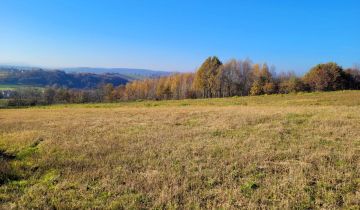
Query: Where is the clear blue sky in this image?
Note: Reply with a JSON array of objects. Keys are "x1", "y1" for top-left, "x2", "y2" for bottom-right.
[{"x1": 0, "y1": 0, "x2": 359, "y2": 74}]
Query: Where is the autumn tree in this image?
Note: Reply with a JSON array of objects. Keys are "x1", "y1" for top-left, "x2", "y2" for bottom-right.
[
  {"x1": 278, "y1": 72, "x2": 305, "y2": 93},
  {"x1": 180, "y1": 73, "x2": 196, "y2": 99},
  {"x1": 260, "y1": 63, "x2": 272, "y2": 83},
  {"x1": 344, "y1": 66, "x2": 360, "y2": 89},
  {"x1": 194, "y1": 56, "x2": 222, "y2": 98},
  {"x1": 170, "y1": 74, "x2": 181, "y2": 99},
  {"x1": 219, "y1": 59, "x2": 241, "y2": 97},
  {"x1": 260, "y1": 64, "x2": 276, "y2": 94},
  {"x1": 217, "y1": 59, "x2": 253, "y2": 97},
  {"x1": 250, "y1": 80, "x2": 262, "y2": 96},
  {"x1": 263, "y1": 82, "x2": 276, "y2": 94},
  {"x1": 156, "y1": 77, "x2": 175, "y2": 99},
  {"x1": 240, "y1": 59, "x2": 254, "y2": 95},
  {"x1": 303, "y1": 62, "x2": 346, "y2": 91},
  {"x1": 250, "y1": 63, "x2": 275, "y2": 95},
  {"x1": 44, "y1": 88, "x2": 56, "y2": 104},
  {"x1": 55, "y1": 88, "x2": 71, "y2": 103},
  {"x1": 103, "y1": 83, "x2": 116, "y2": 102}
]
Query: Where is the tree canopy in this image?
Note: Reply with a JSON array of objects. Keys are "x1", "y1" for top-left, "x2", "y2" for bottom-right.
[
  {"x1": 303, "y1": 62, "x2": 346, "y2": 91},
  {"x1": 194, "y1": 56, "x2": 222, "y2": 98}
]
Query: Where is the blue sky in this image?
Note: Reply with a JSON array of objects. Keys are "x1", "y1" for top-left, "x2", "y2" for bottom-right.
[{"x1": 0, "y1": 0, "x2": 359, "y2": 74}]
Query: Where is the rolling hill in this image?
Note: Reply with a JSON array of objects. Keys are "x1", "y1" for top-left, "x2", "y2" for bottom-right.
[
  {"x1": 0, "y1": 67, "x2": 128, "y2": 89},
  {"x1": 62, "y1": 67, "x2": 173, "y2": 80},
  {"x1": 0, "y1": 66, "x2": 172, "y2": 89}
]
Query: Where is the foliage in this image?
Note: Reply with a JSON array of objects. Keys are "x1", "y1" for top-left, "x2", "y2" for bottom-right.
[
  {"x1": 250, "y1": 80, "x2": 262, "y2": 96},
  {"x1": 117, "y1": 60, "x2": 360, "y2": 101},
  {"x1": 279, "y1": 76, "x2": 305, "y2": 93},
  {"x1": 194, "y1": 56, "x2": 223, "y2": 98},
  {"x1": 303, "y1": 62, "x2": 346, "y2": 91}
]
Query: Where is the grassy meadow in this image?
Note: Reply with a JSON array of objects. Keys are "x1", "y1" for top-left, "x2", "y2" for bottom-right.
[
  {"x1": 0, "y1": 91, "x2": 359, "y2": 209},
  {"x1": 0, "y1": 85, "x2": 45, "y2": 91},
  {"x1": 0, "y1": 85, "x2": 22, "y2": 90}
]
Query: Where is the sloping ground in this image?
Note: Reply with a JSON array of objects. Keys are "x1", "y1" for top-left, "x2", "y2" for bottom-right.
[
  {"x1": 0, "y1": 69, "x2": 129, "y2": 89},
  {"x1": 0, "y1": 91, "x2": 359, "y2": 209},
  {"x1": 62, "y1": 67, "x2": 172, "y2": 80}
]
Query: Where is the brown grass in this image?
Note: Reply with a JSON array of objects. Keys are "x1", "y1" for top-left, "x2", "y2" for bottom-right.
[{"x1": 0, "y1": 91, "x2": 359, "y2": 209}]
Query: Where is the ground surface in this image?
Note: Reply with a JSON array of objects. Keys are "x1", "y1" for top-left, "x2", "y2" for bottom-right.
[
  {"x1": 0, "y1": 85, "x2": 44, "y2": 91},
  {"x1": 0, "y1": 91, "x2": 359, "y2": 209},
  {"x1": 0, "y1": 85, "x2": 24, "y2": 90}
]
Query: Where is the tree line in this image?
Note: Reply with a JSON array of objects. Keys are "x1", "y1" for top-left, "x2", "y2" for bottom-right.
[
  {"x1": 114, "y1": 57, "x2": 360, "y2": 100},
  {"x1": 1, "y1": 56, "x2": 360, "y2": 107}
]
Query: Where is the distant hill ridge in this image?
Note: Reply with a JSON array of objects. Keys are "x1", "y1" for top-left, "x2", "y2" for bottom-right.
[
  {"x1": 62, "y1": 67, "x2": 173, "y2": 80},
  {"x1": 0, "y1": 66, "x2": 172, "y2": 89}
]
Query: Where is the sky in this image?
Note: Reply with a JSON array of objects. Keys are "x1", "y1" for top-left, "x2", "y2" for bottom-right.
[{"x1": 0, "y1": 0, "x2": 359, "y2": 74}]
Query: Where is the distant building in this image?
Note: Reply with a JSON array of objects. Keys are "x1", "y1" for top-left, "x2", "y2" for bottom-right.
[{"x1": 0, "y1": 90, "x2": 14, "y2": 98}]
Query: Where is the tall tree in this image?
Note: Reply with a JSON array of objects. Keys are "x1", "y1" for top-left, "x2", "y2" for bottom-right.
[
  {"x1": 44, "y1": 88, "x2": 56, "y2": 104},
  {"x1": 194, "y1": 56, "x2": 222, "y2": 98},
  {"x1": 103, "y1": 83, "x2": 115, "y2": 102},
  {"x1": 250, "y1": 80, "x2": 262, "y2": 96},
  {"x1": 219, "y1": 59, "x2": 246, "y2": 97},
  {"x1": 260, "y1": 63, "x2": 272, "y2": 83}
]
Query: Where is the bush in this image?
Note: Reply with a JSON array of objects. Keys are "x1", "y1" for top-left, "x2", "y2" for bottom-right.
[
  {"x1": 279, "y1": 77, "x2": 305, "y2": 93},
  {"x1": 263, "y1": 82, "x2": 276, "y2": 94}
]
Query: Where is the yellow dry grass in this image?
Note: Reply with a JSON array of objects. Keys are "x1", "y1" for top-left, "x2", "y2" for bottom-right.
[{"x1": 0, "y1": 91, "x2": 359, "y2": 209}]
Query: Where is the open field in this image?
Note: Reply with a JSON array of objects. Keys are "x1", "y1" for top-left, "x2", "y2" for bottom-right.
[
  {"x1": 0, "y1": 85, "x2": 42, "y2": 91},
  {"x1": 0, "y1": 85, "x2": 17, "y2": 91},
  {"x1": 0, "y1": 91, "x2": 359, "y2": 209}
]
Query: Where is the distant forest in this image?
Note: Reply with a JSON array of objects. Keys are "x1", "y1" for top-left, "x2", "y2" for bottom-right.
[
  {"x1": 1, "y1": 56, "x2": 360, "y2": 107},
  {"x1": 0, "y1": 68, "x2": 128, "y2": 89}
]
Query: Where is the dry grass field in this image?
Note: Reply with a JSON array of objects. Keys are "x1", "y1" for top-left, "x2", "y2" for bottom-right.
[{"x1": 0, "y1": 91, "x2": 360, "y2": 209}]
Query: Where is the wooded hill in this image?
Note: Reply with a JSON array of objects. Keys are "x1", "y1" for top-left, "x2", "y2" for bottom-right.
[{"x1": 0, "y1": 68, "x2": 129, "y2": 89}]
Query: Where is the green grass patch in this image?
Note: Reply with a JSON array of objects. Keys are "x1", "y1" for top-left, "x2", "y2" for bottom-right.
[
  {"x1": 240, "y1": 181, "x2": 259, "y2": 197},
  {"x1": 0, "y1": 85, "x2": 43, "y2": 90}
]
